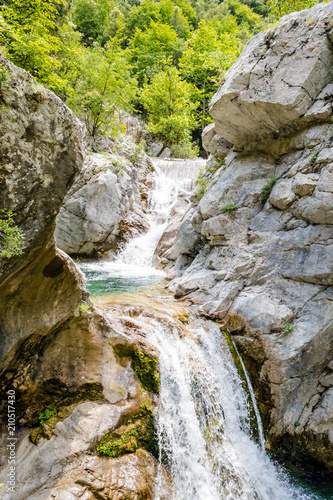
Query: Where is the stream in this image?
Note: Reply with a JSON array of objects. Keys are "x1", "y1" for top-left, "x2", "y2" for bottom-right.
[{"x1": 78, "y1": 158, "x2": 333, "y2": 500}]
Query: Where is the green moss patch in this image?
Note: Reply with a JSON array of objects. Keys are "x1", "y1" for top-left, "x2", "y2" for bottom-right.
[
  {"x1": 113, "y1": 344, "x2": 160, "y2": 394},
  {"x1": 97, "y1": 402, "x2": 158, "y2": 458}
]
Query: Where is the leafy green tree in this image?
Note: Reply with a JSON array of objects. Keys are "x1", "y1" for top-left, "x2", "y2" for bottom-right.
[
  {"x1": 126, "y1": 0, "x2": 197, "y2": 38},
  {"x1": 0, "y1": 0, "x2": 66, "y2": 89},
  {"x1": 180, "y1": 20, "x2": 240, "y2": 131},
  {"x1": 72, "y1": 0, "x2": 118, "y2": 45},
  {"x1": 228, "y1": 0, "x2": 263, "y2": 31},
  {"x1": 268, "y1": 0, "x2": 318, "y2": 18},
  {"x1": 141, "y1": 65, "x2": 198, "y2": 154},
  {"x1": 68, "y1": 35, "x2": 137, "y2": 135},
  {"x1": 126, "y1": 0, "x2": 162, "y2": 36},
  {"x1": 130, "y1": 21, "x2": 184, "y2": 84}
]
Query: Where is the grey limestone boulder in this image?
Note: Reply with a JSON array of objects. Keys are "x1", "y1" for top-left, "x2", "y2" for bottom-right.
[
  {"x1": 55, "y1": 143, "x2": 151, "y2": 256},
  {"x1": 210, "y1": 2, "x2": 333, "y2": 149}
]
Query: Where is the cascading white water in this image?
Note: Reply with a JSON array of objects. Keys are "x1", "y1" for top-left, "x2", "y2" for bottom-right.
[
  {"x1": 119, "y1": 158, "x2": 204, "y2": 266},
  {"x1": 146, "y1": 320, "x2": 314, "y2": 500},
  {"x1": 80, "y1": 157, "x2": 319, "y2": 499},
  {"x1": 79, "y1": 158, "x2": 205, "y2": 292}
]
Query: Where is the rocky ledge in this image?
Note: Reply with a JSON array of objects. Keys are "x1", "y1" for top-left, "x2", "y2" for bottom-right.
[{"x1": 161, "y1": 2, "x2": 333, "y2": 470}]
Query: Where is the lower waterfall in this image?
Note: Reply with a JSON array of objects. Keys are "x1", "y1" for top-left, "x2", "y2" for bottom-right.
[
  {"x1": 149, "y1": 319, "x2": 310, "y2": 500},
  {"x1": 79, "y1": 158, "x2": 323, "y2": 500}
]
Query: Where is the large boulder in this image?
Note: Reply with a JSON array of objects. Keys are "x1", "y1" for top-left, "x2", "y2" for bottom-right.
[
  {"x1": 0, "y1": 54, "x2": 87, "y2": 363},
  {"x1": 210, "y1": 2, "x2": 333, "y2": 149},
  {"x1": 55, "y1": 140, "x2": 152, "y2": 257},
  {"x1": 0, "y1": 57, "x2": 160, "y2": 499},
  {"x1": 166, "y1": 3, "x2": 333, "y2": 470}
]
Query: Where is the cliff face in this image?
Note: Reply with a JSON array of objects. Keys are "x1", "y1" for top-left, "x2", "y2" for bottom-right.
[
  {"x1": 0, "y1": 57, "x2": 160, "y2": 499},
  {"x1": 164, "y1": 2, "x2": 333, "y2": 468}
]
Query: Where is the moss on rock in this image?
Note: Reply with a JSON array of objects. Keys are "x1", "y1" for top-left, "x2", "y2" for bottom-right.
[
  {"x1": 97, "y1": 402, "x2": 158, "y2": 458},
  {"x1": 113, "y1": 343, "x2": 160, "y2": 394}
]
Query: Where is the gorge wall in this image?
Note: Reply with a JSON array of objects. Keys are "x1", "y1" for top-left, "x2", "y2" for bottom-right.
[
  {"x1": 158, "y1": 2, "x2": 333, "y2": 469},
  {"x1": 0, "y1": 56, "x2": 161, "y2": 499}
]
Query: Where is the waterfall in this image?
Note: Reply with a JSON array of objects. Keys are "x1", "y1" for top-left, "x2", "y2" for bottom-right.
[
  {"x1": 119, "y1": 158, "x2": 204, "y2": 266},
  {"x1": 79, "y1": 157, "x2": 318, "y2": 499},
  {"x1": 78, "y1": 158, "x2": 205, "y2": 294},
  {"x1": 146, "y1": 319, "x2": 313, "y2": 500}
]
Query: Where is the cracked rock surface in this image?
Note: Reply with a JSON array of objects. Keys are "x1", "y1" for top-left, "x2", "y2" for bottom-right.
[
  {"x1": 210, "y1": 3, "x2": 333, "y2": 149},
  {"x1": 160, "y1": 2, "x2": 333, "y2": 470}
]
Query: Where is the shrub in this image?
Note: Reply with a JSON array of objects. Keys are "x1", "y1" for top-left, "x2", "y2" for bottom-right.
[
  {"x1": 0, "y1": 209, "x2": 25, "y2": 258},
  {"x1": 260, "y1": 176, "x2": 276, "y2": 203},
  {"x1": 220, "y1": 199, "x2": 239, "y2": 213},
  {"x1": 170, "y1": 141, "x2": 199, "y2": 159}
]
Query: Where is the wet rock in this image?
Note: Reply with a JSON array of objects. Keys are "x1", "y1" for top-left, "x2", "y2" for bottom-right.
[{"x1": 34, "y1": 450, "x2": 169, "y2": 500}]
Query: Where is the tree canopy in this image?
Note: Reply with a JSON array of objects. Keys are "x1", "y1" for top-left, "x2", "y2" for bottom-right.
[{"x1": 0, "y1": 0, "x2": 323, "y2": 152}]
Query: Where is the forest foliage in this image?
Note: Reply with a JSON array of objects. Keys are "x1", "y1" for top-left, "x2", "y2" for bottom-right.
[{"x1": 0, "y1": 0, "x2": 321, "y2": 155}]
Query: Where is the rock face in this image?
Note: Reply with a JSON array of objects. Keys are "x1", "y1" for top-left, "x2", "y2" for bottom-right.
[
  {"x1": 163, "y1": 3, "x2": 333, "y2": 470},
  {"x1": 0, "y1": 58, "x2": 159, "y2": 499},
  {"x1": 55, "y1": 139, "x2": 152, "y2": 257},
  {"x1": 202, "y1": 122, "x2": 232, "y2": 159}
]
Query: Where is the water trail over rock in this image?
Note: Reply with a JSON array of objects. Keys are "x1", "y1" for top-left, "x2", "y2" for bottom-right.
[
  {"x1": 80, "y1": 157, "x2": 316, "y2": 499},
  {"x1": 147, "y1": 319, "x2": 313, "y2": 500}
]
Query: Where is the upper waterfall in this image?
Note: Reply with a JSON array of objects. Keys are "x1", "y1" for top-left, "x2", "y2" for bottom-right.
[{"x1": 78, "y1": 157, "x2": 206, "y2": 295}]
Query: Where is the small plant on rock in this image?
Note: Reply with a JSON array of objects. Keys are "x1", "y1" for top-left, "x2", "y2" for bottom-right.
[
  {"x1": 310, "y1": 152, "x2": 318, "y2": 165},
  {"x1": 93, "y1": 166, "x2": 108, "y2": 175},
  {"x1": 129, "y1": 148, "x2": 144, "y2": 165},
  {"x1": 294, "y1": 421, "x2": 301, "y2": 428},
  {"x1": 39, "y1": 403, "x2": 56, "y2": 427},
  {"x1": 220, "y1": 199, "x2": 239, "y2": 213},
  {"x1": 0, "y1": 64, "x2": 8, "y2": 85},
  {"x1": 281, "y1": 322, "x2": 297, "y2": 333},
  {"x1": 0, "y1": 209, "x2": 25, "y2": 258},
  {"x1": 194, "y1": 167, "x2": 212, "y2": 202},
  {"x1": 78, "y1": 302, "x2": 90, "y2": 314},
  {"x1": 114, "y1": 166, "x2": 124, "y2": 175},
  {"x1": 260, "y1": 176, "x2": 276, "y2": 203}
]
